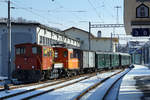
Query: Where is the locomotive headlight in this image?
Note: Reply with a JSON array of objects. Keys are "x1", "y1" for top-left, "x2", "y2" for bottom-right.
[
  {"x1": 17, "y1": 66, "x2": 20, "y2": 69},
  {"x1": 32, "y1": 66, "x2": 35, "y2": 69}
]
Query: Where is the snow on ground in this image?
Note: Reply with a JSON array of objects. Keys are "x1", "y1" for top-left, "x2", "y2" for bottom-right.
[
  {"x1": 29, "y1": 70, "x2": 122, "y2": 100},
  {"x1": 0, "y1": 80, "x2": 60, "y2": 98},
  {"x1": 2, "y1": 77, "x2": 87, "y2": 100},
  {"x1": 0, "y1": 76, "x2": 7, "y2": 86},
  {"x1": 0, "y1": 81, "x2": 4, "y2": 86},
  {"x1": 0, "y1": 76, "x2": 7, "y2": 80},
  {"x1": 80, "y1": 68, "x2": 130, "y2": 100},
  {"x1": 119, "y1": 65, "x2": 150, "y2": 100},
  {"x1": 0, "y1": 69, "x2": 123, "y2": 100},
  {"x1": 104, "y1": 77, "x2": 123, "y2": 100}
]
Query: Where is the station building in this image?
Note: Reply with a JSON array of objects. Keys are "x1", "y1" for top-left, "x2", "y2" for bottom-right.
[
  {"x1": 63, "y1": 27, "x2": 118, "y2": 52},
  {"x1": 0, "y1": 22, "x2": 80, "y2": 76},
  {"x1": 124, "y1": 0, "x2": 150, "y2": 36}
]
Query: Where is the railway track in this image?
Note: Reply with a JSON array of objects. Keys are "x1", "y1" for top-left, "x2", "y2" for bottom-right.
[
  {"x1": 0, "y1": 69, "x2": 125, "y2": 100},
  {"x1": 102, "y1": 69, "x2": 131, "y2": 100},
  {"x1": 0, "y1": 73, "x2": 97, "y2": 100},
  {"x1": 74, "y1": 68, "x2": 131, "y2": 100},
  {"x1": 0, "y1": 72, "x2": 97, "y2": 92},
  {"x1": 0, "y1": 69, "x2": 116, "y2": 92}
]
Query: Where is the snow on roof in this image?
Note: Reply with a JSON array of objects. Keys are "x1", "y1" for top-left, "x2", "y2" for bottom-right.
[{"x1": 63, "y1": 27, "x2": 95, "y2": 38}]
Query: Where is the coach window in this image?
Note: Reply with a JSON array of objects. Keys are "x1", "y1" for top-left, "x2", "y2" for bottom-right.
[{"x1": 64, "y1": 51, "x2": 68, "y2": 57}]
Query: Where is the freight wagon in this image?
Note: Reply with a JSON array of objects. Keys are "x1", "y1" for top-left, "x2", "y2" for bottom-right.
[
  {"x1": 96, "y1": 52, "x2": 131, "y2": 70},
  {"x1": 74, "y1": 49, "x2": 95, "y2": 73},
  {"x1": 119, "y1": 53, "x2": 131, "y2": 67}
]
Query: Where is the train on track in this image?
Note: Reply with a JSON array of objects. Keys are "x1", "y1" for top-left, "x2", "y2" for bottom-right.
[{"x1": 12, "y1": 43, "x2": 131, "y2": 82}]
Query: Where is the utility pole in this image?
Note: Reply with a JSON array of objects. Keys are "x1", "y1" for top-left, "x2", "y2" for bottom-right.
[
  {"x1": 7, "y1": 0, "x2": 11, "y2": 81},
  {"x1": 115, "y1": 6, "x2": 121, "y2": 24},
  {"x1": 118, "y1": 35, "x2": 120, "y2": 52},
  {"x1": 89, "y1": 22, "x2": 91, "y2": 50},
  {"x1": 110, "y1": 33, "x2": 113, "y2": 52},
  {"x1": 88, "y1": 22, "x2": 91, "y2": 69}
]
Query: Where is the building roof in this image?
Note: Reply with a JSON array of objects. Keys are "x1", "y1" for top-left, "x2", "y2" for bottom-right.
[
  {"x1": 0, "y1": 22, "x2": 79, "y2": 41},
  {"x1": 92, "y1": 37, "x2": 119, "y2": 43},
  {"x1": 0, "y1": 22, "x2": 62, "y2": 33},
  {"x1": 63, "y1": 27, "x2": 95, "y2": 38}
]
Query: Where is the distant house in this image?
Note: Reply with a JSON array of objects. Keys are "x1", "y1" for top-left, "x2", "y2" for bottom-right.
[
  {"x1": 0, "y1": 22, "x2": 80, "y2": 76},
  {"x1": 63, "y1": 27, "x2": 95, "y2": 50},
  {"x1": 63, "y1": 27, "x2": 118, "y2": 52},
  {"x1": 91, "y1": 37, "x2": 118, "y2": 52}
]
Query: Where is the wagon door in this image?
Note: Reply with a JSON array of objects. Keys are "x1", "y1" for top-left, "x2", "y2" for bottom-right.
[
  {"x1": 89, "y1": 51, "x2": 95, "y2": 68},
  {"x1": 83, "y1": 51, "x2": 89, "y2": 68}
]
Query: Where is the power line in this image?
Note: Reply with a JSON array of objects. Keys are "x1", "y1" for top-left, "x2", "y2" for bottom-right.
[
  {"x1": 87, "y1": 0, "x2": 103, "y2": 22},
  {"x1": 11, "y1": 1, "x2": 67, "y2": 27},
  {"x1": 51, "y1": 0, "x2": 84, "y2": 24}
]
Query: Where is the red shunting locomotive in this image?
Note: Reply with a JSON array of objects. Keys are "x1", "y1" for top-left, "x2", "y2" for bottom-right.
[
  {"x1": 13, "y1": 43, "x2": 54, "y2": 82},
  {"x1": 13, "y1": 43, "x2": 79, "y2": 82}
]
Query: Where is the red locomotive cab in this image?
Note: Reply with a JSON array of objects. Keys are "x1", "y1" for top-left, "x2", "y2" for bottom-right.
[
  {"x1": 15, "y1": 43, "x2": 42, "y2": 70},
  {"x1": 14, "y1": 43, "x2": 54, "y2": 82},
  {"x1": 15, "y1": 43, "x2": 54, "y2": 70}
]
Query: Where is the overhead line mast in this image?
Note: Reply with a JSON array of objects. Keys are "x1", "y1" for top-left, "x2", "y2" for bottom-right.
[
  {"x1": 115, "y1": 6, "x2": 121, "y2": 24},
  {"x1": 7, "y1": 0, "x2": 11, "y2": 81}
]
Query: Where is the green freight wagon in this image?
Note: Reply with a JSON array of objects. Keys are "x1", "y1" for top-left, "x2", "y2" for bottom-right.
[
  {"x1": 96, "y1": 52, "x2": 111, "y2": 70},
  {"x1": 111, "y1": 53, "x2": 120, "y2": 68},
  {"x1": 119, "y1": 53, "x2": 131, "y2": 67}
]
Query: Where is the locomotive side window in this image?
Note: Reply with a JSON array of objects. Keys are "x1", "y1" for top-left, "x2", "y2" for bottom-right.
[
  {"x1": 32, "y1": 46, "x2": 41, "y2": 54},
  {"x1": 20, "y1": 47, "x2": 25, "y2": 54},
  {"x1": 47, "y1": 50, "x2": 52, "y2": 56},
  {"x1": 32, "y1": 47, "x2": 37, "y2": 54},
  {"x1": 54, "y1": 50, "x2": 58, "y2": 58},
  {"x1": 64, "y1": 51, "x2": 68, "y2": 57},
  {"x1": 49, "y1": 51, "x2": 52, "y2": 56},
  {"x1": 16, "y1": 48, "x2": 20, "y2": 55},
  {"x1": 70, "y1": 53, "x2": 73, "y2": 58},
  {"x1": 16, "y1": 47, "x2": 25, "y2": 55},
  {"x1": 43, "y1": 48, "x2": 47, "y2": 56}
]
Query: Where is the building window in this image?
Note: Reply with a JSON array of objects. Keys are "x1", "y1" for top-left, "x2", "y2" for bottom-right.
[
  {"x1": 2, "y1": 29, "x2": 6, "y2": 32},
  {"x1": 43, "y1": 37, "x2": 45, "y2": 45},
  {"x1": 46, "y1": 38, "x2": 49, "y2": 45},
  {"x1": 40, "y1": 36, "x2": 42, "y2": 44},
  {"x1": 136, "y1": 4, "x2": 149, "y2": 18}
]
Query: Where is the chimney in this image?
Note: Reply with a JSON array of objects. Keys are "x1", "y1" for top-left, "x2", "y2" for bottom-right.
[{"x1": 97, "y1": 31, "x2": 101, "y2": 37}]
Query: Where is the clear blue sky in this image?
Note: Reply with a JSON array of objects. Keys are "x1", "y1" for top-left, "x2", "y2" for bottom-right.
[{"x1": 0, "y1": 0, "x2": 125, "y2": 37}]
